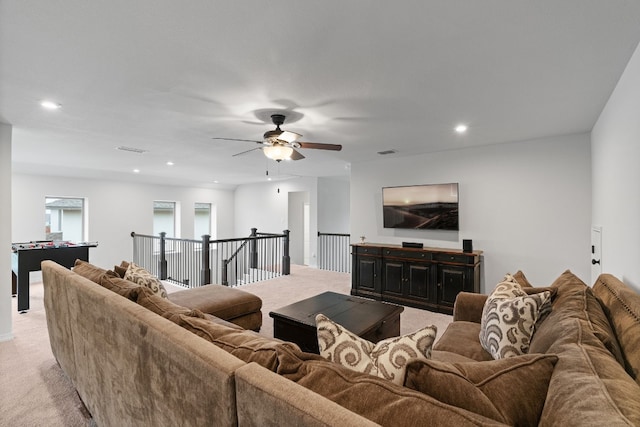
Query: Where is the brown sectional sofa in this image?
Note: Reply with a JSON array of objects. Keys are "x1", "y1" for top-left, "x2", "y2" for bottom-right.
[
  {"x1": 434, "y1": 271, "x2": 640, "y2": 426},
  {"x1": 42, "y1": 260, "x2": 640, "y2": 426}
]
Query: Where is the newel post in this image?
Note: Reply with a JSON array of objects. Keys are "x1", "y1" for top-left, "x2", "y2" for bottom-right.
[
  {"x1": 221, "y1": 260, "x2": 228, "y2": 286},
  {"x1": 159, "y1": 232, "x2": 168, "y2": 280},
  {"x1": 201, "y1": 234, "x2": 211, "y2": 286},
  {"x1": 249, "y1": 227, "x2": 258, "y2": 269},
  {"x1": 282, "y1": 229, "x2": 290, "y2": 275}
]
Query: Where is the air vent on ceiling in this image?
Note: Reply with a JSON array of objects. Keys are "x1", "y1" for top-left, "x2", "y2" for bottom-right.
[
  {"x1": 116, "y1": 146, "x2": 148, "y2": 154},
  {"x1": 377, "y1": 149, "x2": 397, "y2": 155}
]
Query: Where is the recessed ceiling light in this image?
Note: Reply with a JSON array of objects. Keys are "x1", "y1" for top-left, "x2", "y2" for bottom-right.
[
  {"x1": 133, "y1": 169, "x2": 140, "y2": 173},
  {"x1": 213, "y1": 180, "x2": 219, "y2": 184},
  {"x1": 166, "y1": 161, "x2": 174, "y2": 166},
  {"x1": 455, "y1": 124, "x2": 468, "y2": 134},
  {"x1": 40, "y1": 100, "x2": 61, "y2": 110}
]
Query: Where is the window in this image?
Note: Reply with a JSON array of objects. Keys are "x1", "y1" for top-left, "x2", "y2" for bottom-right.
[
  {"x1": 194, "y1": 203, "x2": 211, "y2": 238},
  {"x1": 45, "y1": 197, "x2": 86, "y2": 242},
  {"x1": 153, "y1": 201, "x2": 176, "y2": 237}
]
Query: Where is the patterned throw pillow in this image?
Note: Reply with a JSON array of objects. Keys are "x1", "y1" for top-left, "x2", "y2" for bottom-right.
[
  {"x1": 124, "y1": 262, "x2": 168, "y2": 299},
  {"x1": 479, "y1": 276, "x2": 551, "y2": 359},
  {"x1": 316, "y1": 313, "x2": 437, "y2": 385}
]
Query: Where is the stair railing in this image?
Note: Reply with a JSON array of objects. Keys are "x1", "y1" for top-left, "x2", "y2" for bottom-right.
[
  {"x1": 131, "y1": 229, "x2": 290, "y2": 288},
  {"x1": 317, "y1": 232, "x2": 351, "y2": 273}
]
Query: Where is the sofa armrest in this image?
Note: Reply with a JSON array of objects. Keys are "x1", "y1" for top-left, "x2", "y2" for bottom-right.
[
  {"x1": 453, "y1": 292, "x2": 487, "y2": 323},
  {"x1": 235, "y1": 363, "x2": 379, "y2": 427}
]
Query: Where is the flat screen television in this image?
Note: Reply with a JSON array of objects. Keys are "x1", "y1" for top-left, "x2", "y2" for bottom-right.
[{"x1": 382, "y1": 183, "x2": 459, "y2": 230}]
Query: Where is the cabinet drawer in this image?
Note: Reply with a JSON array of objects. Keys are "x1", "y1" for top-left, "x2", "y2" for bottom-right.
[
  {"x1": 355, "y1": 246, "x2": 382, "y2": 256},
  {"x1": 433, "y1": 253, "x2": 475, "y2": 264},
  {"x1": 383, "y1": 249, "x2": 432, "y2": 261}
]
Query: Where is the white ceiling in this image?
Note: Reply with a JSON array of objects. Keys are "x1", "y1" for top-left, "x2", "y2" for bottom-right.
[{"x1": 2, "y1": 1, "x2": 640, "y2": 189}]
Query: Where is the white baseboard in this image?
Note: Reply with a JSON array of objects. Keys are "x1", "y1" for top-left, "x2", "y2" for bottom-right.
[{"x1": 0, "y1": 332, "x2": 14, "y2": 342}]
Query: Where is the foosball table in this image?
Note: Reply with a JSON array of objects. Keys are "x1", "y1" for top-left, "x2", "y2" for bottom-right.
[{"x1": 11, "y1": 241, "x2": 98, "y2": 312}]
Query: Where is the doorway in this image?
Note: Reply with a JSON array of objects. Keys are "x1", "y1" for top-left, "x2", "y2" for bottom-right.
[
  {"x1": 288, "y1": 191, "x2": 310, "y2": 266},
  {"x1": 591, "y1": 226, "x2": 602, "y2": 285}
]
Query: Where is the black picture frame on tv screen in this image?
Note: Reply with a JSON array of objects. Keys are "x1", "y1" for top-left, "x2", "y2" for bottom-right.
[{"x1": 382, "y1": 183, "x2": 459, "y2": 230}]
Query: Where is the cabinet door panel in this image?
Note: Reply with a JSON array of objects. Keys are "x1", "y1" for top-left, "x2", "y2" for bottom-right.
[
  {"x1": 439, "y1": 266, "x2": 466, "y2": 308},
  {"x1": 357, "y1": 259, "x2": 378, "y2": 291},
  {"x1": 383, "y1": 262, "x2": 403, "y2": 294},
  {"x1": 408, "y1": 263, "x2": 432, "y2": 301}
]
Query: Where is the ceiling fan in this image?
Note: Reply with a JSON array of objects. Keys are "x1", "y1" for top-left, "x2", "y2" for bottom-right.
[{"x1": 212, "y1": 114, "x2": 342, "y2": 161}]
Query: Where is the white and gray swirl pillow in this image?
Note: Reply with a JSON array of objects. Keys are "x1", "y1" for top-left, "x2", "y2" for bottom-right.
[
  {"x1": 316, "y1": 313, "x2": 437, "y2": 385},
  {"x1": 124, "y1": 262, "x2": 168, "y2": 299},
  {"x1": 479, "y1": 276, "x2": 551, "y2": 359}
]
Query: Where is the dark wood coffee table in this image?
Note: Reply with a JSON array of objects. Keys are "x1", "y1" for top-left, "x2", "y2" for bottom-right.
[{"x1": 269, "y1": 291, "x2": 404, "y2": 353}]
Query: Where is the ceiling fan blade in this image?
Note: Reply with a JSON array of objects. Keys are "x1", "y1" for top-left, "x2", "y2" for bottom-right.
[
  {"x1": 297, "y1": 142, "x2": 342, "y2": 151},
  {"x1": 212, "y1": 137, "x2": 262, "y2": 144},
  {"x1": 232, "y1": 147, "x2": 262, "y2": 157},
  {"x1": 290, "y1": 149, "x2": 305, "y2": 161}
]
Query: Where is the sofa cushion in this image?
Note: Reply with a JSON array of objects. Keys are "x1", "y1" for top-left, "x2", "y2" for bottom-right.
[
  {"x1": 201, "y1": 313, "x2": 244, "y2": 330},
  {"x1": 479, "y1": 278, "x2": 551, "y2": 359},
  {"x1": 539, "y1": 318, "x2": 640, "y2": 426},
  {"x1": 452, "y1": 292, "x2": 488, "y2": 323},
  {"x1": 431, "y1": 350, "x2": 479, "y2": 364},
  {"x1": 178, "y1": 315, "x2": 299, "y2": 371},
  {"x1": 72, "y1": 259, "x2": 107, "y2": 284},
  {"x1": 316, "y1": 314, "x2": 436, "y2": 385},
  {"x1": 529, "y1": 270, "x2": 624, "y2": 366},
  {"x1": 99, "y1": 271, "x2": 146, "y2": 301},
  {"x1": 168, "y1": 284, "x2": 262, "y2": 320},
  {"x1": 124, "y1": 262, "x2": 168, "y2": 299},
  {"x1": 592, "y1": 274, "x2": 640, "y2": 385},
  {"x1": 403, "y1": 354, "x2": 558, "y2": 426},
  {"x1": 275, "y1": 346, "x2": 506, "y2": 426},
  {"x1": 137, "y1": 288, "x2": 205, "y2": 323},
  {"x1": 113, "y1": 264, "x2": 128, "y2": 278},
  {"x1": 523, "y1": 271, "x2": 640, "y2": 425},
  {"x1": 513, "y1": 270, "x2": 533, "y2": 287},
  {"x1": 434, "y1": 321, "x2": 493, "y2": 361}
]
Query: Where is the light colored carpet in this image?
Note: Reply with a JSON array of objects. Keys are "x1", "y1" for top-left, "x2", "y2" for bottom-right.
[{"x1": 1, "y1": 265, "x2": 452, "y2": 426}]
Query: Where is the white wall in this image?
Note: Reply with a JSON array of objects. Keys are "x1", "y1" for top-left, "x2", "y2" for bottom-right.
[
  {"x1": 12, "y1": 174, "x2": 235, "y2": 271},
  {"x1": 234, "y1": 177, "x2": 319, "y2": 267},
  {"x1": 1, "y1": 123, "x2": 13, "y2": 341},
  {"x1": 318, "y1": 176, "x2": 350, "y2": 234},
  {"x1": 592, "y1": 41, "x2": 640, "y2": 292},
  {"x1": 351, "y1": 133, "x2": 592, "y2": 293}
]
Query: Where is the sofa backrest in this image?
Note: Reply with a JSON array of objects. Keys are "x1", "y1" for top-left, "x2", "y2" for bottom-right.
[
  {"x1": 592, "y1": 273, "x2": 640, "y2": 386},
  {"x1": 42, "y1": 260, "x2": 245, "y2": 427},
  {"x1": 529, "y1": 270, "x2": 640, "y2": 426},
  {"x1": 42, "y1": 260, "x2": 80, "y2": 384}
]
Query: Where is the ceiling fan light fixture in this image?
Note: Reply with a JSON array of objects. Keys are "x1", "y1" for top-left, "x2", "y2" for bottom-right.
[
  {"x1": 264, "y1": 130, "x2": 282, "y2": 140},
  {"x1": 278, "y1": 130, "x2": 301, "y2": 143},
  {"x1": 263, "y1": 145, "x2": 293, "y2": 161}
]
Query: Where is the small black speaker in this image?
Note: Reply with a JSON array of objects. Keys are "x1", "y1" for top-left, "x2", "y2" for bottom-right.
[
  {"x1": 463, "y1": 239, "x2": 473, "y2": 253},
  {"x1": 402, "y1": 242, "x2": 423, "y2": 249}
]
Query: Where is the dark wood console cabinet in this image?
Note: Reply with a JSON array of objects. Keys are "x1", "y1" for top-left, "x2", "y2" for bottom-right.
[{"x1": 351, "y1": 243, "x2": 482, "y2": 315}]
